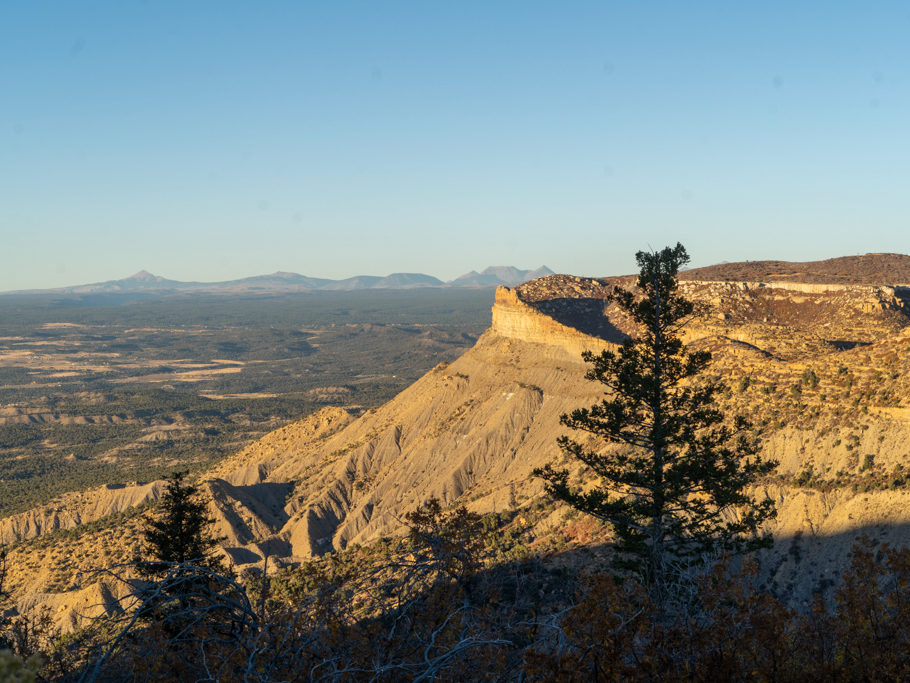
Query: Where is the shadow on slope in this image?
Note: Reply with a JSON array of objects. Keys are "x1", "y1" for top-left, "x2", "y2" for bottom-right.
[
  {"x1": 95, "y1": 519, "x2": 910, "y2": 680},
  {"x1": 527, "y1": 297, "x2": 627, "y2": 343}
]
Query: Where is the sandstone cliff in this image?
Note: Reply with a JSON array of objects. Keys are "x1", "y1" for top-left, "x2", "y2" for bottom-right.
[{"x1": 490, "y1": 285, "x2": 620, "y2": 356}]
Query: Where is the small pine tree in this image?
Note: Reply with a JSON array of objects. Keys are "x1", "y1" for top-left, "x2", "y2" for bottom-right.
[
  {"x1": 0, "y1": 546, "x2": 8, "y2": 600},
  {"x1": 535, "y1": 243, "x2": 777, "y2": 606},
  {"x1": 142, "y1": 470, "x2": 223, "y2": 575}
]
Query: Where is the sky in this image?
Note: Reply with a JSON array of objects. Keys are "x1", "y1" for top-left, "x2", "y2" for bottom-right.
[{"x1": 2, "y1": 1, "x2": 909, "y2": 291}]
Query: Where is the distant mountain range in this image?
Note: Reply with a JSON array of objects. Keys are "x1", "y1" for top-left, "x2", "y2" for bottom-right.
[
  {"x1": 449, "y1": 266, "x2": 554, "y2": 288},
  {"x1": 5, "y1": 266, "x2": 555, "y2": 296}
]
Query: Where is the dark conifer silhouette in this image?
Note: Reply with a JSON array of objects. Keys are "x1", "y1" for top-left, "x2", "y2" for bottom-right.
[
  {"x1": 141, "y1": 470, "x2": 223, "y2": 575},
  {"x1": 535, "y1": 243, "x2": 777, "y2": 605}
]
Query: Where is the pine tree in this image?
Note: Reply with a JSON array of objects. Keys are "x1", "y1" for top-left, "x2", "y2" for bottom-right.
[
  {"x1": 130, "y1": 472, "x2": 240, "y2": 652},
  {"x1": 535, "y1": 244, "x2": 776, "y2": 606},
  {"x1": 142, "y1": 470, "x2": 223, "y2": 575}
]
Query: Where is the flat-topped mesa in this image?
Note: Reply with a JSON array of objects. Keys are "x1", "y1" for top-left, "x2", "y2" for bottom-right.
[
  {"x1": 679, "y1": 252, "x2": 910, "y2": 285},
  {"x1": 491, "y1": 283, "x2": 624, "y2": 356},
  {"x1": 680, "y1": 280, "x2": 910, "y2": 314},
  {"x1": 490, "y1": 272, "x2": 909, "y2": 361}
]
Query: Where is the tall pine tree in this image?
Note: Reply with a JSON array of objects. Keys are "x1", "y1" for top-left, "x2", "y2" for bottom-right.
[
  {"x1": 535, "y1": 244, "x2": 776, "y2": 606},
  {"x1": 142, "y1": 470, "x2": 223, "y2": 575}
]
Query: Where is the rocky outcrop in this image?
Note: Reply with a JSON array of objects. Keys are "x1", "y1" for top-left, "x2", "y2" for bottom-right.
[
  {"x1": 490, "y1": 286, "x2": 620, "y2": 357},
  {"x1": 681, "y1": 280, "x2": 910, "y2": 314}
]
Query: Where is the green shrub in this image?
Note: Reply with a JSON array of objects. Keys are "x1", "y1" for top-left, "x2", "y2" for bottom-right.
[{"x1": 794, "y1": 465, "x2": 814, "y2": 487}]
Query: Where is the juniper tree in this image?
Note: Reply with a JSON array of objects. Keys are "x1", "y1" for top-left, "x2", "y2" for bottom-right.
[{"x1": 535, "y1": 243, "x2": 776, "y2": 606}]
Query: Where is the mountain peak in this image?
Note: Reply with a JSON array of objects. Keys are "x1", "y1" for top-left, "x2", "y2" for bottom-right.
[
  {"x1": 481, "y1": 266, "x2": 523, "y2": 279},
  {"x1": 526, "y1": 265, "x2": 555, "y2": 279},
  {"x1": 126, "y1": 270, "x2": 158, "y2": 281},
  {"x1": 451, "y1": 266, "x2": 555, "y2": 288}
]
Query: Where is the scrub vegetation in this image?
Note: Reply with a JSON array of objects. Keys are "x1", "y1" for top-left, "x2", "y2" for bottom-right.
[{"x1": 0, "y1": 289, "x2": 491, "y2": 514}]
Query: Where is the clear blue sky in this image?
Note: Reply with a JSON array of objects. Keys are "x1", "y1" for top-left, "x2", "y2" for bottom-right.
[{"x1": 2, "y1": 2, "x2": 908, "y2": 290}]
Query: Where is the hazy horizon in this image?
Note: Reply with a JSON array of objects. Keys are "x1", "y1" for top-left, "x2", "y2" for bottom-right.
[{"x1": 3, "y1": 263, "x2": 562, "y2": 293}]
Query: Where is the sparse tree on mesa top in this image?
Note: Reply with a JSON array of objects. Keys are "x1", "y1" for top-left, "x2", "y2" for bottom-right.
[{"x1": 535, "y1": 243, "x2": 777, "y2": 608}]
